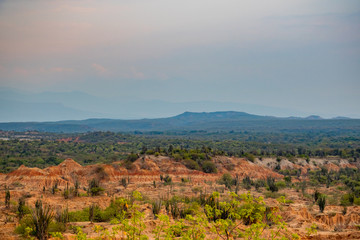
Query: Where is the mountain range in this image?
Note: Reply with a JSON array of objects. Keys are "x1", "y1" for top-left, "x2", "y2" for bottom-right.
[{"x1": 0, "y1": 111, "x2": 358, "y2": 133}]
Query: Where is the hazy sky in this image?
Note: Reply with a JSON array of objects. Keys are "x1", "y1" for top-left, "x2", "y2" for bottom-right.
[{"x1": 0, "y1": 0, "x2": 359, "y2": 117}]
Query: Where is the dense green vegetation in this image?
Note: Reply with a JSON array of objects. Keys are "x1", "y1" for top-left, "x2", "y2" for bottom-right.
[{"x1": 1, "y1": 130, "x2": 359, "y2": 173}]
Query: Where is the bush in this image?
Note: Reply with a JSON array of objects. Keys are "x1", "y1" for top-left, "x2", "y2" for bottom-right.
[
  {"x1": 48, "y1": 222, "x2": 66, "y2": 234},
  {"x1": 152, "y1": 200, "x2": 162, "y2": 217},
  {"x1": 5, "y1": 189, "x2": 10, "y2": 208},
  {"x1": 317, "y1": 195, "x2": 326, "y2": 213},
  {"x1": 17, "y1": 197, "x2": 30, "y2": 220},
  {"x1": 88, "y1": 179, "x2": 104, "y2": 196},
  {"x1": 266, "y1": 177, "x2": 278, "y2": 192},
  {"x1": 245, "y1": 153, "x2": 255, "y2": 162},
  {"x1": 31, "y1": 200, "x2": 54, "y2": 240},
  {"x1": 15, "y1": 216, "x2": 33, "y2": 236},
  {"x1": 183, "y1": 159, "x2": 200, "y2": 170},
  {"x1": 127, "y1": 153, "x2": 138, "y2": 162},
  {"x1": 275, "y1": 181, "x2": 286, "y2": 189},
  {"x1": 218, "y1": 173, "x2": 234, "y2": 190},
  {"x1": 202, "y1": 161, "x2": 217, "y2": 173},
  {"x1": 68, "y1": 209, "x2": 89, "y2": 222},
  {"x1": 314, "y1": 190, "x2": 321, "y2": 203},
  {"x1": 264, "y1": 191, "x2": 285, "y2": 199},
  {"x1": 340, "y1": 193, "x2": 354, "y2": 206},
  {"x1": 163, "y1": 175, "x2": 172, "y2": 185}
]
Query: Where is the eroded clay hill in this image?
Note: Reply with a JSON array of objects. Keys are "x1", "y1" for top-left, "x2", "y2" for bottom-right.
[
  {"x1": 0, "y1": 156, "x2": 284, "y2": 190},
  {"x1": 0, "y1": 156, "x2": 357, "y2": 191}
]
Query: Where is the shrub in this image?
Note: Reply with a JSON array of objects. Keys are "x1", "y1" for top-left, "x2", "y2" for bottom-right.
[
  {"x1": 340, "y1": 193, "x2": 354, "y2": 206},
  {"x1": 183, "y1": 159, "x2": 200, "y2": 170},
  {"x1": 163, "y1": 175, "x2": 172, "y2": 185},
  {"x1": 74, "y1": 180, "x2": 80, "y2": 197},
  {"x1": 121, "y1": 178, "x2": 128, "y2": 188},
  {"x1": 275, "y1": 181, "x2": 286, "y2": 189},
  {"x1": 264, "y1": 191, "x2": 285, "y2": 199},
  {"x1": 88, "y1": 179, "x2": 104, "y2": 196},
  {"x1": 152, "y1": 200, "x2": 162, "y2": 217},
  {"x1": 245, "y1": 153, "x2": 255, "y2": 162},
  {"x1": 317, "y1": 195, "x2": 326, "y2": 213},
  {"x1": 31, "y1": 200, "x2": 54, "y2": 240},
  {"x1": 242, "y1": 176, "x2": 252, "y2": 190},
  {"x1": 314, "y1": 190, "x2": 321, "y2": 203},
  {"x1": 266, "y1": 177, "x2": 278, "y2": 192},
  {"x1": 5, "y1": 189, "x2": 10, "y2": 208},
  {"x1": 14, "y1": 216, "x2": 33, "y2": 236},
  {"x1": 68, "y1": 209, "x2": 89, "y2": 222},
  {"x1": 127, "y1": 153, "x2": 138, "y2": 162},
  {"x1": 17, "y1": 197, "x2": 30, "y2": 220},
  {"x1": 48, "y1": 222, "x2": 66, "y2": 234},
  {"x1": 218, "y1": 173, "x2": 234, "y2": 190},
  {"x1": 202, "y1": 161, "x2": 217, "y2": 173}
]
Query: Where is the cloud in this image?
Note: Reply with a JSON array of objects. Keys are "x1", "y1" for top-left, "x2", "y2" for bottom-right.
[
  {"x1": 130, "y1": 67, "x2": 145, "y2": 80},
  {"x1": 92, "y1": 63, "x2": 109, "y2": 75},
  {"x1": 50, "y1": 67, "x2": 74, "y2": 73}
]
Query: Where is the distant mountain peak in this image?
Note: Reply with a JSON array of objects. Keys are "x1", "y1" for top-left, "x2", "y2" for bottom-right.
[
  {"x1": 305, "y1": 115, "x2": 323, "y2": 120},
  {"x1": 332, "y1": 116, "x2": 351, "y2": 120},
  {"x1": 172, "y1": 111, "x2": 269, "y2": 122}
]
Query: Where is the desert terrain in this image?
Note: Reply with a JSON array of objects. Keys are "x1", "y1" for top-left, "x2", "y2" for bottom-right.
[{"x1": 1, "y1": 155, "x2": 360, "y2": 239}]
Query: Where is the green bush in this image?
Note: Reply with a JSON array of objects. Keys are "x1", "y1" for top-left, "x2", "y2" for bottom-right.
[
  {"x1": 48, "y1": 222, "x2": 66, "y2": 233},
  {"x1": 15, "y1": 216, "x2": 33, "y2": 236},
  {"x1": 264, "y1": 191, "x2": 285, "y2": 199},
  {"x1": 266, "y1": 177, "x2": 279, "y2": 192},
  {"x1": 354, "y1": 197, "x2": 360, "y2": 206},
  {"x1": 127, "y1": 153, "x2": 139, "y2": 162},
  {"x1": 183, "y1": 159, "x2": 200, "y2": 170},
  {"x1": 340, "y1": 193, "x2": 354, "y2": 206},
  {"x1": 68, "y1": 209, "x2": 89, "y2": 222},
  {"x1": 88, "y1": 179, "x2": 104, "y2": 196},
  {"x1": 275, "y1": 181, "x2": 286, "y2": 189},
  {"x1": 317, "y1": 195, "x2": 326, "y2": 213},
  {"x1": 218, "y1": 173, "x2": 234, "y2": 189},
  {"x1": 202, "y1": 161, "x2": 217, "y2": 173}
]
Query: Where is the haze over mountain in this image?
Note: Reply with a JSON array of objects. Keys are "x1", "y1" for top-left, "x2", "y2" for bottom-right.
[{"x1": 0, "y1": 89, "x2": 314, "y2": 122}]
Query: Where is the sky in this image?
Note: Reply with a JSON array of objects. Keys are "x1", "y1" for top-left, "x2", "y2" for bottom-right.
[{"x1": 0, "y1": 0, "x2": 360, "y2": 119}]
